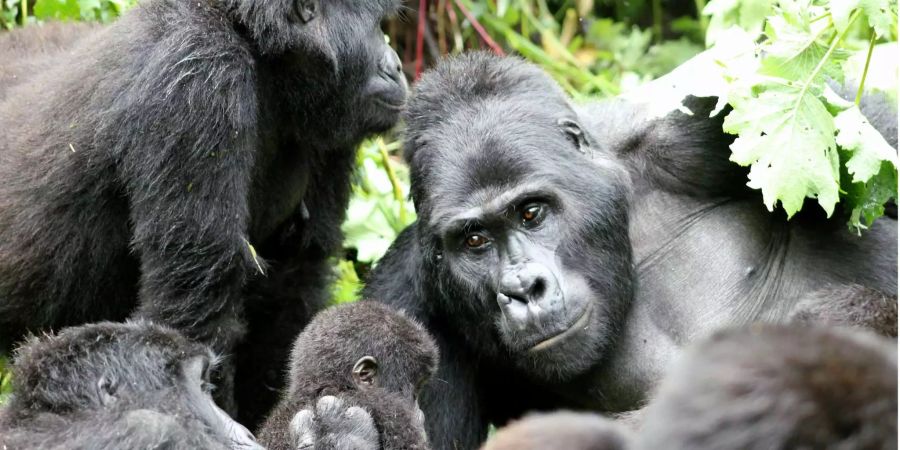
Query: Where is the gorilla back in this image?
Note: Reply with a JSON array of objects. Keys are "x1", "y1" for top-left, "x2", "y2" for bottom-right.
[
  {"x1": 363, "y1": 53, "x2": 897, "y2": 448},
  {"x1": 0, "y1": 0, "x2": 406, "y2": 418}
]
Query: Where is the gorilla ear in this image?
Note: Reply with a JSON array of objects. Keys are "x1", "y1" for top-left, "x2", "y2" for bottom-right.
[
  {"x1": 352, "y1": 356, "x2": 378, "y2": 387},
  {"x1": 295, "y1": 0, "x2": 318, "y2": 23},
  {"x1": 557, "y1": 118, "x2": 593, "y2": 156},
  {"x1": 97, "y1": 375, "x2": 118, "y2": 406}
]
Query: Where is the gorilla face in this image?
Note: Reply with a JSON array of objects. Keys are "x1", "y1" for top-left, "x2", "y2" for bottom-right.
[
  {"x1": 289, "y1": 0, "x2": 408, "y2": 134},
  {"x1": 411, "y1": 98, "x2": 634, "y2": 381}
]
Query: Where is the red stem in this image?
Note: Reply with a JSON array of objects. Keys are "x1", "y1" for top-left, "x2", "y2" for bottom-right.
[
  {"x1": 452, "y1": 0, "x2": 505, "y2": 56},
  {"x1": 415, "y1": 0, "x2": 426, "y2": 80}
]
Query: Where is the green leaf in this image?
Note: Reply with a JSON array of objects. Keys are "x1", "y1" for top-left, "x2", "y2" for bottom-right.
[
  {"x1": 760, "y1": 15, "x2": 846, "y2": 85},
  {"x1": 33, "y1": 0, "x2": 81, "y2": 20},
  {"x1": 724, "y1": 84, "x2": 841, "y2": 217},
  {"x1": 843, "y1": 161, "x2": 898, "y2": 231},
  {"x1": 830, "y1": 0, "x2": 897, "y2": 37},
  {"x1": 330, "y1": 259, "x2": 361, "y2": 305},
  {"x1": 834, "y1": 105, "x2": 899, "y2": 183}
]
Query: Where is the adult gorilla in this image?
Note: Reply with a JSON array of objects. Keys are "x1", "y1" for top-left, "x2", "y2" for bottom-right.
[
  {"x1": 0, "y1": 0, "x2": 406, "y2": 423},
  {"x1": 363, "y1": 53, "x2": 898, "y2": 448}
]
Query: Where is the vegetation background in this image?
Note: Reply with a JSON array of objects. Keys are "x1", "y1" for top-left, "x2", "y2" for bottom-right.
[{"x1": 0, "y1": 0, "x2": 896, "y2": 401}]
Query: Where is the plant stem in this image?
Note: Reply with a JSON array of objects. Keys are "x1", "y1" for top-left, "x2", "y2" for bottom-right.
[
  {"x1": 20, "y1": 0, "x2": 26, "y2": 25},
  {"x1": 378, "y1": 139, "x2": 407, "y2": 223},
  {"x1": 415, "y1": 0, "x2": 426, "y2": 79},
  {"x1": 793, "y1": 12, "x2": 858, "y2": 116},
  {"x1": 855, "y1": 31, "x2": 877, "y2": 106},
  {"x1": 455, "y1": 0, "x2": 505, "y2": 55}
]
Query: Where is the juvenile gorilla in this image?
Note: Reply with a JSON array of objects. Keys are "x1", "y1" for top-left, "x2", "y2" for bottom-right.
[
  {"x1": 639, "y1": 324, "x2": 898, "y2": 449},
  {"x1": 481, "y1": 325, "x2": 897, "y2": 450},
  {"x1": 0, "y1": 0, "x2": 407, "y2": 420},
  {"x1": 0, "y1": 321, "x2": 261, "y2": 449},
  {"x1": 363, "y1": 53, "x2": 898, "y2": 448},
  {"x1": 258, "y1": 301, "x2": 438, "y2": 450}
]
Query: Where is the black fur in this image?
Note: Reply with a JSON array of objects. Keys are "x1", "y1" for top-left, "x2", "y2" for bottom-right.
[
  {"x1": 0, "y1": 321, "x2": 260, "y2": 449},
  {"x1": 789, "y1": 284, "x2": 898, "y2": 337},
  {"x1": 0, "y1": 22, "x2": 96, "y2": 99},
  {"x1": 0, "y1": 0, "x2": 406, "y2": 421},
  {"x1": 257, "y1": 301, "x2": 438, "y2": 450},
  {"x1": 639, "y1": 324, "x2": 898, "y2": 449},
  {"x1": 363, "y1": 53, "x2": 898, "y2": 449}
]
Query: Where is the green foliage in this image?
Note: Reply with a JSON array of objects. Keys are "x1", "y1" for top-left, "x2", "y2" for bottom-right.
[
  {"x1": 458, "y1": 0, "x2": 704, "y2": 97},
  {"x1": 631, "y1": 0, "x2": 897, "y2": 232},
  {"x1": 33, "y1": 0, "x2": 136, "y2": 23},
  {"x1": 0, "y1": 356, "x2": 10, "y2": 404},
  {"x1": 342, "y1": 139, "x2": 415, "y2": 265},
  {"x1": 331, "y1": 138, "x2": 416, "y2": 304},
  {"x1": 718, "y1": 0, "x2": 897, "y2": 231}
]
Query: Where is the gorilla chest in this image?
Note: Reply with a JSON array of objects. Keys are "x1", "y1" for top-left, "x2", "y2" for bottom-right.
[
  {"x1": 247, "y1": 143, "x2": 312, "y2": 244},
  {"x1": 628, "y1": 191, "x2": 806, "y2": 339}
]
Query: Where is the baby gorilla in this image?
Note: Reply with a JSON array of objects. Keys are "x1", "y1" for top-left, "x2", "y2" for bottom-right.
[
  {"x1": 258, "y1": 301, "x2": 438, "y2": 450},
  {"x1": 482, "y1": 324, "x2": 897, "y2": 450},
  {"x1": 0, "y1": 321, "x2": 260, "y2": 449}
]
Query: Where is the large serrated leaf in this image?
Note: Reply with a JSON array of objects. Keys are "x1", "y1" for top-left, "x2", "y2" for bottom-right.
[{"x1": 724, "y1": 84, "x2": 840, "y2": 217}]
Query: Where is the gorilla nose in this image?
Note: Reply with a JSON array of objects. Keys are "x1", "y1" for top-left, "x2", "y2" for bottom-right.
[
  {"x1": 498, "y1": 267, "x2": 548, "y2": 304},
  {"x1": 381, "y1": 48, "x2": 404, "y2": 83},
  {"x1": 497, "y1": 264, "x2": 562, "y2": 327}
]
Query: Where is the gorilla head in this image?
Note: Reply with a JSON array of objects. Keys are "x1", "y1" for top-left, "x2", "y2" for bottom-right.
[
  {"x1": 403, "y1": 53, "x2": 633, "y2": 381},
  {"x1": 223, "y1": 0, "x2": 407, "y2": 137},
  {"x1": 257, "y1": 301, "x2": 438, "y2": 450},
  {"x1": 1, "y1": 321, "x2": 259, "y2": 449}
]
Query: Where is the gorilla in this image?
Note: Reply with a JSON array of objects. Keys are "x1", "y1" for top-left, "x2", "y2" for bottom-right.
[
  {"x1": 0, "y1": 0, "x2": 407, "y2": 421},
  {"x1": 258, "y1": 301, "x2": 438, "y2": 450},
  {"x1": 480, "y1": 325, "x2": 897, "y2": 450},
  {"x1": 0, "y1": 321, "x2": 380, "y2": 449},
  {"x1": 789, "y1": 284, "x2": 898, "y2": 337},
  {"x1": 362, "y1": 53, "x2": 898, "y2": 448},
  {"x1": 481, "y1": 412, "x2": 633, "y2": 450},
  {"x1": 639, "y1": 324, "x2": 898, "y2": 449},
  {"x1": 0, "y1": 22, "x2": 96, "y2": 99}
]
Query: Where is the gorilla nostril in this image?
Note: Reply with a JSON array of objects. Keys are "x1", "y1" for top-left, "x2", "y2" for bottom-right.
[{"x1": 530, "y1": 278, "x2": 546, "y2": 300}]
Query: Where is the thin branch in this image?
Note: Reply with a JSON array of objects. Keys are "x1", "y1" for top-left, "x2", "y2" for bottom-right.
[
  {"x1": 855, "y1": 31, "x2": 877, "y2": 106},
  {"x1": 453, "y1": 0, "x2": 505, "y2": 55}
]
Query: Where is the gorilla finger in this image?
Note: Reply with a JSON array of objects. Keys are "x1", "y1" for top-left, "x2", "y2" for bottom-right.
[
  {"x1": 315, "y1": 395, "x2": 346, "y2": 420},
  {"x1": 289, "y1": 410, "x2": 316, "y2": 449},
  {"x1": 325, "y1": 434, "x2": 380, "y2": 450},
  {"x1": 341, "y1": 406, "x2": 378, "y2": 441}
]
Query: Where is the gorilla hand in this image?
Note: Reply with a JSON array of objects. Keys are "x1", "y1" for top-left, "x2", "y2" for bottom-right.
[{"x1": 291, "y1": 396, "x2": 380, "y2": 450}]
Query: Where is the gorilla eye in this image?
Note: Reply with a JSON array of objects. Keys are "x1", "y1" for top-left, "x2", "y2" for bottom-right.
[
  {"x1": 465, "y1": 234, "x2": 488, "y2": 249},
  {"x1": 521, "y1": 204, "x2": 544, "y2": 225}
]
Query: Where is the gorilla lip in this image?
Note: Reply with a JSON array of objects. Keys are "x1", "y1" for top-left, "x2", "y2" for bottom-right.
[
  {"x1": 374, "y1": 98, "x2": 407, "y2": 111},
  {"x1": 528, "y1": 304, "x2": 593, "y2": 353}
]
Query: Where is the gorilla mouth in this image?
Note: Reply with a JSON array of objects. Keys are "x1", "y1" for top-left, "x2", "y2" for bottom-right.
[
  {"x1": 528, "y1": 303, "x2": 593, "y2": 353},
  {"x1": 374, "y1": 98, "x2": 406, "y2": 111}
]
